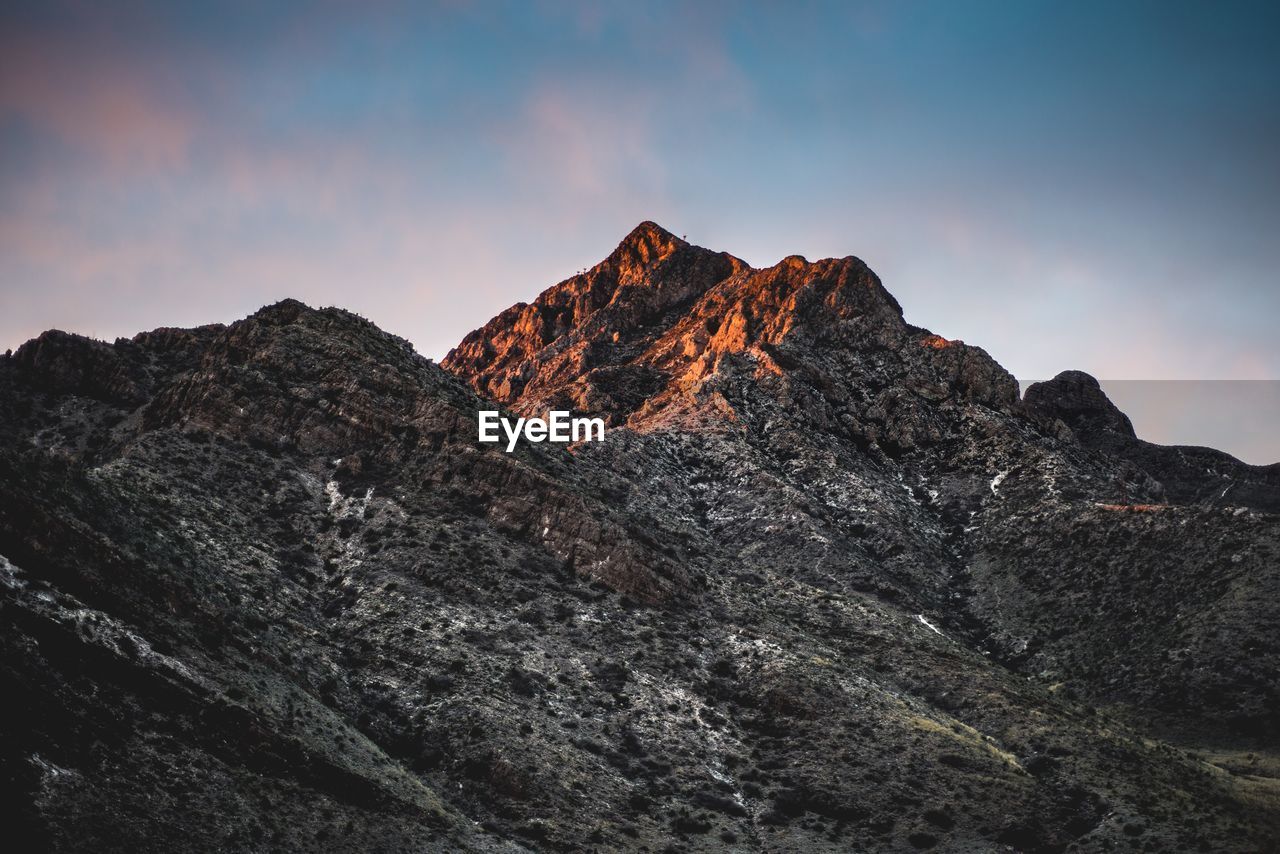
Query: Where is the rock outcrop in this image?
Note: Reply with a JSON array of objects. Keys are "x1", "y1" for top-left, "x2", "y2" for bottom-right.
[
  {"x1": 1024, "y1": 370, "x2": 1280, "y2": 513},
  {"x1": 2, "y1": 223, "x2": 1277, "y2": 852}
]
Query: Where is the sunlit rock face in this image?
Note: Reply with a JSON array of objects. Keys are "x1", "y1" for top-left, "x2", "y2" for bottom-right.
[
  {"x1": 444, "y1": 221, "x2": 1018, "y2": 440},
  {"x1": 2, "y1": 223, "x2": 1278, "y2": 852},
  {"x1": 444, "y1": 221, "x2": 748, "y2": 418}
]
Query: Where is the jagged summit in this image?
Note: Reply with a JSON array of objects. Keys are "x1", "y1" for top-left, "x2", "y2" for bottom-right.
[
  {"x1": 605, "y1": 220, "x2": 689, "y2": 270},
  {"x1": 443, "y1": 224, "x2": 745, "y2": 407},
  {"x1": 445, "y1": 225, "x2": 1004, "y2": 435}
]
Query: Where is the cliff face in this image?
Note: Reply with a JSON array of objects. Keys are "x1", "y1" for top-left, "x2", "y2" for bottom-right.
[
  {"x1": 443, "y1": 221, "x2": 1014, "y2": 439},
  {"x1": 2, "y1": 223, "x2": 1277, "y2": 852}
]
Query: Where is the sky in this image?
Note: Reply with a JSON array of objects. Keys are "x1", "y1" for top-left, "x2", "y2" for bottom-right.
[{"x1": 2, "y1": 1, "x2": 1279, "y2": 460}]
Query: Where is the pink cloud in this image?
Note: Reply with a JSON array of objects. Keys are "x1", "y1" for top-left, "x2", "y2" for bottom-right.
[
  {"x1": 504, "y1": 83, "x2": 666, "y2": 200},
  {"x1": 0, "y1": 30, "x2": 194, "y2": 171}
]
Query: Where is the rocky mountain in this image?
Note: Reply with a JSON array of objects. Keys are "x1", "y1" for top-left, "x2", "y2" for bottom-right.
[{"x1": 2, "y1": 222, "x2": 1277, "y2": 852}]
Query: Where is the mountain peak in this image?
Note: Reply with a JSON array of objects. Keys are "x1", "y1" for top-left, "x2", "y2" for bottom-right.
[
  {"x1": 445, "y1": 227, "x2": 1017, "y2": 432},
  {"x1": 602, "y1": 220, "x2": 689, "y2": 274},
  {"x1": 619, "y1": 219, "x2": 683, "y2": 248},
  {"x1": 442, "y1": 224, "x2": 742, "y2": 404},
  {"x1": 1024, "y1": 370, "x2": 1136, "y2": 440}
]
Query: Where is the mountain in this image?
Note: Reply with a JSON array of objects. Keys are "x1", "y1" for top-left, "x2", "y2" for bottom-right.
[{"x1": 2, "y1": 223, "x2": 1277, "y2": 852}]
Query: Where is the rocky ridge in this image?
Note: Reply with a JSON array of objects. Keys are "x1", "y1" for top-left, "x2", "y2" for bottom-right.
[{"x1": 2, "y1": 222, "x2": 1277, "y2": 851}]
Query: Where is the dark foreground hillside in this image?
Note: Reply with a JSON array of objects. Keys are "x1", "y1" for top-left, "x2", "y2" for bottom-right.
[{"x1": 2, "y1": 223, "x2": 1278, "y2": 851}]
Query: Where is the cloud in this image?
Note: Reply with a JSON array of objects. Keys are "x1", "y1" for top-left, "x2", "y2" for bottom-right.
[
  {"x1": 503, "y1": 84, "x2": 665, "y2": 201},
  {"x1": 0, "y1": 27, "x2": 195, "y2": 172}
]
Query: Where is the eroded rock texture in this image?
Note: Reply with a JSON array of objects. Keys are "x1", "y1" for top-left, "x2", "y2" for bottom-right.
[{"x1": 3, "y1": 223, "x2": 1278, "y2": 852}]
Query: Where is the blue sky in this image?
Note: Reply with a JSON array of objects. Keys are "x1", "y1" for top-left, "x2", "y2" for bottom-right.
[{"x1": 3, "y1": 1, "x2": 1278, "y2": 393}]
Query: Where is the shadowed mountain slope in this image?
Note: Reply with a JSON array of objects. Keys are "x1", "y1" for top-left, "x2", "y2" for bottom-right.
[{"x1": 2, "y1": 224, "x2": 1277, "y2": 851}]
